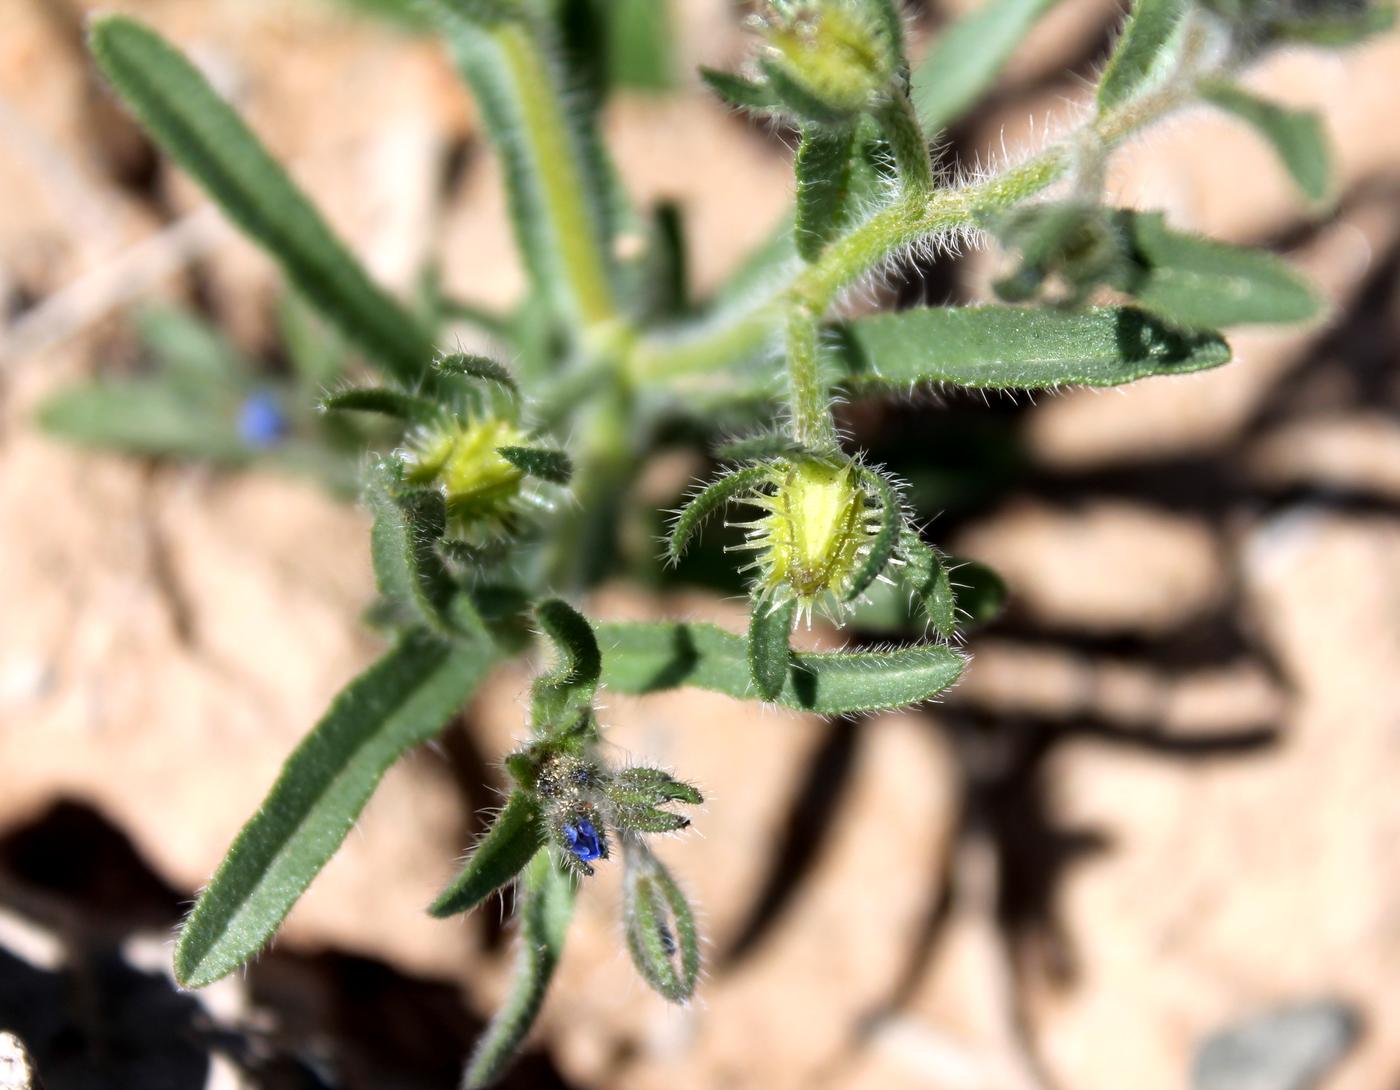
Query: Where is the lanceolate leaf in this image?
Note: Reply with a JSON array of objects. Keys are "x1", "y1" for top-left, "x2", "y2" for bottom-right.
[
  {"x1": 700, "y1": 66, "x2": 781, "y2": 112},
  {"x1": 435, "y1": 352, "x2": 519, "y2": 393},
  {"x1": 748, "y1": 596, "x2": 797, "y2": 701},
  {"x1": 598, "y1": 621, "x2": 966, "y2": 715},
  {"x1": 902, "y1": 535, "x2": 957, "y2": 637},
  {"x1": 462, "y1": 848, "x2": 575, "y2": 1090},
  {"x1": 367, "y1": 471, "x2": 457, "y2": 634},
  {"x1": 322, "y1": 386, "x2": 438, "y2": 422},
  {"x1": 1121, "y1": 212, "x2": 1322, "y2": 328},
  {"x1": 1097, "y1": 0, "x2": 1189, "y2": 112},
  {"x1": 845, "y1": 470, "x2": 902, "y2": 602},
  {"x1": 497, "y1": 445, "x2": 573, "y2": 484},
  {"x1": 174, "y1": 621, "x2": 496, "y2": 989},
  {"x1": 530, "y1": 599, "x2": 601, "y2": 733},
  {"x1": 623, "y1": 845, "x2": 700, "y2": 1003},
  {"x1": 37, "y1": 381, "x2": 249, "y2": 463},
  {"x1": 911, "y1": 0, "x2": 1062, "y2": 136},
  {"x1": 88, "y1": 17, "x2": 434, "y2": 383},
  {"x1": 668, "y1": 465, "x2": 771, "y2": 564},
  {"x1": 795, "y1": 125, "x2": 858, "y2": 261},
  {"x1": 1199, "y1": 81, "x2": 1331, "y2": 201},
  {"x1": 429, "y1": 791, "x2": 546, "y2": 918},
  {"x1": 833, "y1": 305, "x2": 1230, "y2": 391}
]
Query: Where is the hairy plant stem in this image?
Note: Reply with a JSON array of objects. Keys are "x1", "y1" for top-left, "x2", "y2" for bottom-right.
[
  {"x1": 628, "y1": 60, "x2": 1211, "y2": 388},
  {"x1": 784, "y1": 303, "x2": 834, "y2": 449}
]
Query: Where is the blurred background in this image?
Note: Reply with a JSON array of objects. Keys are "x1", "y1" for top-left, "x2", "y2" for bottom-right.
[{"x1": 2, "y1": 1, "x2": 1399, "y2": 1088}]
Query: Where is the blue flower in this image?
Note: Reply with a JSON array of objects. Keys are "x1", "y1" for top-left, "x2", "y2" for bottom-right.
[
  {"x1": 238, "y1": 391, "x2": 288, "y2": 448},
  {"x1": 562, "y1": 817, "x2": 604, "y2": 862}
]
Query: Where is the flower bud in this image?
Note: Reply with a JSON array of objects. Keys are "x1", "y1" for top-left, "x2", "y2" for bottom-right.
[
  {"x1": 758, "y1": 1, "x2": 896, "y2": 122},
  {"x1": 402, "y1": 415, "x2": 530, "y2": 536}
]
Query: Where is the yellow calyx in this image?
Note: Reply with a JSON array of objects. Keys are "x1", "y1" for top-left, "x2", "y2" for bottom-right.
[
  {"x1": 403, "y1": 416, "x2": 529, "y2": 534},
  {"x1": 741, "y1": 459, "x2": 877, "y2": 614}
]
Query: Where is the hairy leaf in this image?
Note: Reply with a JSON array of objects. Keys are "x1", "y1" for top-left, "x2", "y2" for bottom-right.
[
  {"x1": 795, "y1": 125, "x2": 858, "y2": 261},
  {"x1": 89, "y1": 17, "x2": 434, "y2": 382},
  {"x1": 137, "y1": 303, "x2": 248, "y2": 387},
  {"x1": 623, "y1": 845, "x2": 700, "y2": 1003},
  {"x1": 429, "y1": 791, "x2": 546, "y2": 917},
  {"x1": 1122, "y1": 212, "x2": 1322, "y2": 328},
  {"x1": 598, "y1": 621, "x2": 966, "y2": 714},
  {"x1": 530, "y1": 599, "x2": 602, "y2": 733},
  {"x1": 174, "y1": 620, "x2": 495, "y2": 988},
  {"x1": 912, "y1": 0, "x2": 1062, "y2": 135},
  {"x1": 1199, "y1": 81, "x2": 1331, "y2": 201},
  {"x1": 367, "y1": 470, "x2": 457, "y2": 634},
  {"x1": 497, "y1": 445, "x2": 573, "y2": 484},
  {"x1": 668, "y1": 465, "x2": 772, "y2": 563},
  {"x1": 902, "y1": 535, "x2": 957, "y2": 637},
  {"x1": 748, "y1": 596, "x2": 798, "y2": 701},
  {"x1": 322, "y1": 386, "x2": 438, "y2": 422},
  {"x1": 462, "y1": 848, "x2": 574, "y2": 1090},
  {"x1": 700, "y1": 66, "x2": 781, "y2": 111},
  {"x1": 834, "y1": 305, "x2": 1230, "y2": 390},
  {"x1": 1097, "y1": 0, "x2": 1189, "y2": 112},
  {"x1": 435, "y1": 352, "x2": 519, "y2": 393},
  {"x1": 37, "y1": 381, "x2": 249, "y2": 463},
  {"x1": 845, "y1": 469, "x2": 902, "y2": 602},
  {"x1": 607, "y1": 0, "x2": 676, "y2": 91}
]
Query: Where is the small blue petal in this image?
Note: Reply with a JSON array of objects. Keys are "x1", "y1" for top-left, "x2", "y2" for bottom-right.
[
  {"x1": 238, "y1": 391, "x2": 288, "y2": 448},
  {"x1": 562, "y1": 817, "x2": 604, "y2": 862}
]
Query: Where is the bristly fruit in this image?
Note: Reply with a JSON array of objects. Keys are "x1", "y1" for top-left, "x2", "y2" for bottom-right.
[
  {"x1": 402, "y1": 415, "x2": 531, "y2": 537},
  {"x1": 731, "y1": 457, "x2": 890, "y2": 623}
]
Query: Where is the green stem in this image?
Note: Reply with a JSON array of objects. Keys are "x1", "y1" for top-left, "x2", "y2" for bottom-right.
[{"x1": 784, "y1": 303, "x2": 835, "y2": 449}]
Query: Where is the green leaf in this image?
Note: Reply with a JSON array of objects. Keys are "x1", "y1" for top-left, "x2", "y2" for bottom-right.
[
  {"x1": 606, "y1": 0, "x2": 676, "y2": 92},
  {"x1": 1121, "y1": 212, "x2": 1323, "y2": 328},
  {"x1": 462, "y1": 847, "x2": 574, "y2": 1090},
  {"x1": 321, "y1": 386, "x2": 438, "y2": 422},
  {"x1": 795, "y1": 125, "x2": 858, "y2": 262},
  {"x1": 497, "y1": 445, "x2": 572, "y2": 484},
  {"x1": 902, "y1": 535, "x2": 957, "y2": 637},
  {"x1": 37, "y1": 380, "x2": 250, "y2": 463},
  {"x1": 848, "y1": 550, "x2": 1007, "y2": 635},
  {"x1": 1260, "y1": 1, "x2": 1395, "y2": 45},
  {"x1": 137, "y1": 304, "x2": 248, "y2": 388},
  {"x1": 367, "y1": 469, "x2": 458, "y2": 634},
  {"x1": 1097, "y1": 0, "x2": 1188, "y2": 112},
  {"x1": 845, "y1": 469, "x2": 902, "y2": 602},
  {"x1": 434, "y1": 352, "x2": 519, "y2": 393},
  {"x1": 598, "y1": 621, "x2": 966, "y2": 715},
  {"x1": 88, "y1": 17, "x2": 433, "y2": 383},
  {"x1": 278, "y1": 291, "x2": 346, "y2": 394},
  {"x1": 668, "y1": 465, "x2": 771, "y2": 563},
  {"x1": 622, "y1": 844, "x2": 700, "y2": 1003},
  {"x1": 530, "y1": 599, "x2": 601, "y2": 733},
  {"x1": 1199, "y1": 81, "x2": 1331, "y2": 202},
  {"x1": 833, "y1": 304, "x2": 1231, "y2": 391},
  {"x1": 748, "y1": 596, "x2": 797, "y2": 701},
  {"x1": 911, "y1": 0, "x2": 1061, "y2": 136},
  {"x1": 423, "y1": 6, "x2": 618, "y2": 328},
  {"x1": 429, "y1": 791, "x2": 546, "y2": 917},
  {"x1": 700, "y1": 66, "x2": 781, "y2": 112},
  {"x1": 949, "y1": 558, "x2": 1008, "y2": 628},
  {"x1": 174, "y1": 622, "x2": 496, "y2": 989}
]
